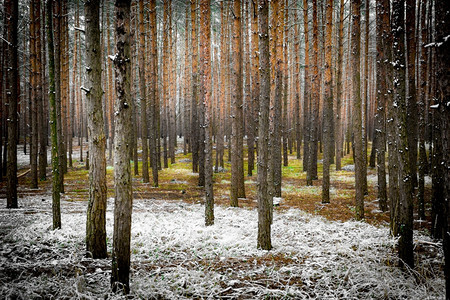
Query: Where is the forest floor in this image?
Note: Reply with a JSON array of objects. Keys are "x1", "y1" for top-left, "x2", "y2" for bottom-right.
[{"x1": 0, "y1": 140, "x2": 445, "y2": 299}]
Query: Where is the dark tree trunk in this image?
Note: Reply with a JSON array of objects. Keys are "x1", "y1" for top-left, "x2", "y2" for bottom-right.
[
  {"x1": 257, "y1": 0, "x2": 272, "y2": 251},
  {"x1": 85, "y1": 0, "x2": 107, "y2": 259},
  {"x1": 149, "y1": 0, "x2": 159, "y2": 187},
  {"x1": 417, "y1": 0, "x2": 428, "y2": 221},
  {"x1": 351, "y1": 0, "x2": 364, "y2": 220},
  {"x1": 111, "y1": 0, "x2": 133, "y2": 294},
  {"x1": 392, "y1": 0, "x2": 414, "y2": 269},
  {"x1": 433, "y1": 0, "x2": 450, "y2": 296},
  {"x1": 335, "y1": 0, "x2": 344, "y2": 171},
  {"x1": 302, "y1": 0, "x2": 311, "y2": 177},
  {"x1": 46, "y1": 0, "x2": 61, "y2": 228},
  {"x1": 230, "y1": 0, "x2": 245, "y2": 206},
  {"x1": 53, "y1": 0, "x2": 64, "y2": 193},
  {"x1": 30, "y1": 0, "x2": 38, "y2": 189},
  {"x1": 406, "y1": 0, "x2": 418, "y2": 189},
  {"x1": 139, "y1": 0, "x2": 149, "y2": 183},
  {"x1": 5, "y1": 0, "x2": 18, "y2": 208},
  {"x1": 191, "y1": 0, "x2": 199, "y2": 174},
  {"x1": 375, "y1": 0, "x2": 388, "y2": 212},
  {"x1": 39, "y1": 0, "x2": 47, "y2": 181},
  {"x1": 322, "y1": 0, "x2": 333, "y2": 204},
  {"x1": 200, "y1": 0, "x2": 214, "y2": 226}
]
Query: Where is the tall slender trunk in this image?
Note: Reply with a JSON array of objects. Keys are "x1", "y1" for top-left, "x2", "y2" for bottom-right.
[
  {"x1": 230, "y1": 0, "x2": 245, "y2": 206},
  {"x1": 351, "y1": 0, "x2": 364, "y2": 220},
  {"x1": 85, "y1": 0, "x2": 107, "y2": 259},
  {"x1": 5, "y1": 0, "x2": 18, "y2": 208},
  {"x1": 53, "y1": 0, "x2": 64, "y2": 193},
  {"x1": 191, "y1": 0, "x2": 199, "y2": 174},
  {"x1": 149, "y1": 0, "x2": 159, "y2": 187},
  {"x1": 417, "y1": 0, "x2": 428, "y2": 220},
  {"x1": 184, "y1": 2, "x2": 191, "y2": 156},
  {"x1": 374, "y1": 0, "x2": 388, "y2": 212},
  {"x1": 282, "y1": 0, "x2": 289, "y2": 168},
  {"x1": 362, "y1": 0, "x2": 369, "y2": 195},
  {"x1": 36, "y1": 0, "x2": 46, "y2": 181},
  {"x1": 322, "y1": 0, "x2": 333, "y2": 204},
  {"x1": 139, "y1": 0, "x2": 149, "y2": 182},
  {"x1": 434, "y1": 0, "x2": 450, "y2": 295},
  {"x1": 30, "y1": 0, "x2": 39, "y2": 188},
  {"x1": 406, "y1": 0, "x2": 418, "y2": 189},
  {"x1": 303, "y1": 0, "x2": 311, "y2": 176},
  {"x1": 46, "y1": 0, "x2": 61, "y2": 228},
  {"x1": 335, "y1": 0, "x2": 344, "y2": 171},
  {"x1": 111, "y1": 0, "x2": 133, "y2": 294},
  {"x1": 392, "y1": 0, "x2": 414, "y2": 269},
  {"x1": 294, "y1": 5, "x2": 301, "y2": 160},
  {"x1": 200, "y1": 0, "x2": 214, "y2": 226},
  {"x1": 257, "y1": 0, "x2": 272, "y2": 251}
]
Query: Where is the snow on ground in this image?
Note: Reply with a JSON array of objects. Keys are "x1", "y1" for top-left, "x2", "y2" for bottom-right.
[{"x1": 0, "y1": 195, "x2": 444, "y2": 299}]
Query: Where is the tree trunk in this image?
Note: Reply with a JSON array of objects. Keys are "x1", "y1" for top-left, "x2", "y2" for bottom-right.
[
  {"x1": 374, "y1": 0, "x2": 388, "y2": 212},
  {"x1": 417, "y1": 0, "x2": 428, "y2": 220},
  {"x1": 53, "y1": 0, "x2": 64, "y2": 193},
  {"x1": 5, "y1": 0, "x2": 18, "y2": 208},
  {"x1": 406, "y1": 0, "x2": 418, "y2": 189},
  {"x1": 84, "y1": 0, "x2": 107, "y2": 259},
  {"x1": 351, "y1": 0, "x2": 364, "y2": 220},
  {"x1": 46, "y1": 0, "x2": 61, "y2": 228},
  {"x1": 200, "y1": 0, "x2": 214, "y2": 226},
  {"x1": 30, "y1": 0, "x2": 38, "y2": 188},
  {"x1": 335, "y1": 0, "x2": 344, "y2": 171},
  {"x1": 434, "y1": 0, "x2": 450, "y2": 295},
  {"x1": 39, "y1": 0, "x2": 48, "y2": 181},
  {"x1": 191, "y1": 0, "x2": 199, "y2": 174},
  {"x1": 184, "y1": 2, "x2": 191, "y2": 156},
  {"x1": 111, "y1": 0, "x2": 133, "y2": 294},
  {"x1": 149, "y1": 0, "x2": 159, "y2": 187},
  {"x1": 257, "y1": 0, "x2": 272, "y2": 251},
  {"x1": 392, "y1": 0, "x2": 414, "y2": 269},
  {"x1": 230, "y1": 0, "x2": 245, "y2": 206},
  {"x1": 282, "y1": 0, "x2": 289, "y2": 168},
  {"x1": 138, "y1": 0, "x2": 149, "y2": 183},
  {"x1": 322, "y1": 0, "x2": 333, "y2": 204},
  {"x1": 248, "y1": 0, "x2": 259, "y2": 177},
  {"x1": 307, "y1": 0, "x2": 320, "y2": 185},
  {"x1": 303, "y1": 0, "x2": 311, "y2": 177},
  {"x1": 361, "y1": 0, "x2": 369, "y2": 195}
]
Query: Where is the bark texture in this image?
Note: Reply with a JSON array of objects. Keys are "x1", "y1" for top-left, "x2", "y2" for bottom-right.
[
  {"x1": 46, "y1": 0, "x2": 61, "y2": 228},
  {"x1": 230, "y1": 0, "x2": 245, "y2": 206},
  {"x1": 257, "y1": 0, "x2": 272, "y2": 251},
  {"x1": 85, "y1": 0, "x2": 107, "y2": 259},
  {"x1": 200, "y1": 0, "x2": 214, "y2": 226},
  {"x1": 392, "y1": 0, "x2": 414, "y2": 269},
  {"x1": 5, "y1": 0, "x2": 18, "y2": 208},
  {"x1": 351, "y1": 0, "x2": 364, "y2": 220},
  {"x1": 111, "y1": 0, "x2": 133, "y2": 293}
]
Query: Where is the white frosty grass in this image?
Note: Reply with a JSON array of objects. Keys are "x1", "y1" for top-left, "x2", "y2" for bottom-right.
[{"x1": 0, "y1": 196, "x2": 445, "y2": 299}]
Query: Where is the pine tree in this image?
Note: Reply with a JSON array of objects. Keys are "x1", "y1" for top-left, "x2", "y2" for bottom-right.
[
  {"x1": 351, "y1": 0, "x2": 364, "y2": 220},
  {"x1": 257, "y1": 0, "x2": 272, "y2": 251},
  {"x1": 374, "y1": 0, "x2": 388, "y2": 212},
  {"x1": 85, "y1": 0, "x2": 107, "y2": 259},
  {"x1": 322, "y1": 0, "x2": 333, "y2": 204},
  {"x1": 46, "y1": 0, "x2": 61, "y2": 228},
  {"x1": 392, "y1": 0, "x2": 413, "y2": 269},
  {"x1": 139, "y1": 0, "x2": 149, "y2": 183},
  {"x1": 5, "y1": 0, "x2": 18, "y2": 209},
  {"x1": 111, "y1": 0, "x2": 133, "y2": 293},
  {"x1": 230, "y1": 0, "x2": 245, "y2": 206},
  {"x1": 200, "y1": 0, "x2": 214, "y2": 226}
]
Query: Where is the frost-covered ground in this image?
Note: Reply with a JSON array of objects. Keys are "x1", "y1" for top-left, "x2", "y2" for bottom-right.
[{"x1": 0, "y1": 195, "x2": 444, "y2": 299}]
